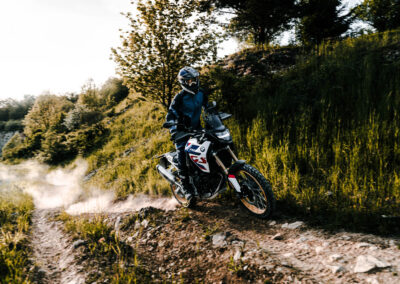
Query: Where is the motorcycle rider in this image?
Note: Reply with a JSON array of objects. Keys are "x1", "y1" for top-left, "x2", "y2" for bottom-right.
[{"x1": 165, "y1": 66, "x2": 209, "y2": 201}]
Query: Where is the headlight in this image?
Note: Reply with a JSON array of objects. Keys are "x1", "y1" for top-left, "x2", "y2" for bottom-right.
[{"x1": 216, "y1": 129, "x2": 232, "y2": 140}]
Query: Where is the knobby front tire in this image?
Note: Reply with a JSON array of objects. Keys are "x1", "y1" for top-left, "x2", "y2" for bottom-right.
[
  {"x1": 170, "y1": 183, "x2": 196, "y2": 208},
  {"x1": 236, "y1": 164, "x2": 276, "y2": 219}
]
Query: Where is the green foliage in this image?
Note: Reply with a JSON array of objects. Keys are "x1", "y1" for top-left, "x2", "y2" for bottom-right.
[
  {"x1": 86, "y1": 99, "x2": 171, "y2": 198},
  {"x1": 0, "y1": 120, "x2": 23, "y2": 132},
  {"x1": 64, "y1": 105, "x2": 103, "y2": 131},
  {"x1": 99, "y1": 78, "x2": 130, "y2": 107},
  {"x1": 23, "y1": 94, "x2": 74, "y2": 137},
  {"x1": 112, "y1": 0, "x2": 220, "y2": 109},
  {"x1": 0, "y1": 191, "x2": 34, "y2": 283},
  {"x1": 209, "y1": 30, "x2": 400, "y2": 230},
  {"x1": 0, "y1": 96, "x2": 35, "y2": 122},
  {"x1": 354, "y1": 0, "x2": 400, "y2": 32},
  {"x1": 202, "y1": 0, "x2": 297, "y2": 47},
  {"x1": 296, "y1": 0, "x2": 352, "y2": 45},
  {"x1": 58, "y1": 212, "x2": 151, "y2": 283}
]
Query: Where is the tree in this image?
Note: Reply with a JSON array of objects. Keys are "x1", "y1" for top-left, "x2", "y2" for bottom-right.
[
  {"x1": 99, "y1": 78, "x2": 129, "y2": 106},
  {"x1": 296, "y1": 0, "x2": 352, "y2": 45},
  {"x1": 354, "y1": 0, "x2": 400, "y2": 32},
  {"x1": 200, "y1": 0, "x2": 298, "y2": 47},
  {"x1": 112, "y1": 0, "x2": 220, "y2": 109},
  {"x1": 23, "y1": 95, "x2": 74, "y2": 136}
]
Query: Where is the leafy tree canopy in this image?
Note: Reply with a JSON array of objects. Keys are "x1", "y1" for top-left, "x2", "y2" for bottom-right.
[
  {"x1": 296, "y1": 0, "x2": 352, "y2": 45},
  {"x1": 23, "y1": 94, "x2": 73, "y2": 137},
  {"x1": 354, "y1": 0, "x2": 400, "y2": 32},
  {"x1": 112, "y1": 0, "x2": 221, "y2": 109},
  {"x1": 200, "y1": 0, "x2": 298, "y2": 47}
]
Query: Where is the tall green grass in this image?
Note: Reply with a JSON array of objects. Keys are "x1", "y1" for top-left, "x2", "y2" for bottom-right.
[
  {"x1": 86, "y1": 99, "x2": 171, "y2": 198},
  {"x1": 219, "y1": 30, "x2": 400, "y2": 231},
  {"x1": 0, "y1": 191, "x2": 34, "y2": 283}
]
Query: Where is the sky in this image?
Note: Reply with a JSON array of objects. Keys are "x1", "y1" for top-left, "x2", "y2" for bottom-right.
[{"x1": 0, "y1": 0, "x2": 362, "y2": 101}]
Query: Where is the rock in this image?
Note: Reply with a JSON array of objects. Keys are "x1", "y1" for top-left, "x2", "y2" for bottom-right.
[
  {"x1": 366, "y1": 278, "x2": 379, "y2": 284},
  {"x1": 141, "y1": 219, "x2": 149, "y2": 228},
  {"x1": 134, "y1": 221, "x2": 141, "y2": 230},
  {"x1": 114, "y1": 216, "x2": 121, "y2": 231},
  {"x1": 369, "y1": 246, "x2": 378, "y2": 251},
  {"x1": 233, "y1": 249, "x2": 242, "y2": 261},
  {"x1": 212, "y1": 232, "x2": 227, "y2": 247},
  {"x1": 315, "y1": 246, "x2": 324, "y2": 254},
  {"x1": 268, "y1": 221, "x2": 277, "y2": 226},
  {"x1": 283, "y1": 253, "x2": 294, "y2": 258},
  {"x1": 282, "y1": 221, "x2": 304, "y2": 229},
  {"x1": 72, "y1": 239, "x2": 86, "y2": 249},
  {"x1": 327, "y1": 265, "x2": 345, "y2": 274},
  {"x1": 341, "y1": 235, "x2": 351, "y2": 241},
  {"x1": 296, "y1": 236, "x2": 309, "y2": 243},
  {"x1": 272, "y1": 233, "x2": 283, "y2": 240},
  {"x1": 356, "y1": 242, "x2": 370, "y2": 248},
  {"x1": 329, "y1": 254, "x2": 343, "y2": 262},
  {"x1": 354, "y1": 255, "x2": 391, "y2": 273}
]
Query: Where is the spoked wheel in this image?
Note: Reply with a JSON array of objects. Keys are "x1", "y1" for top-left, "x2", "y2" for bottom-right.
[
  {"x1": 235, "y1": 164, "x2": 275, "y2": 218},
  {"x1": 170, "y1": 183, "x2": 196, "y2": 208}
]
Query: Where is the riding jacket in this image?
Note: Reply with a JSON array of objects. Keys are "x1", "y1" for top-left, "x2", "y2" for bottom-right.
[{"x1": 165, "y1": 88, "x2": 209, "y2": 135}]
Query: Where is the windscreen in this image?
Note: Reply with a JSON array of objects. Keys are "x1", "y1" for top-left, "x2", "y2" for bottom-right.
[{"x1": 205, "y1": 113, "x2": 225, "y2": 131}]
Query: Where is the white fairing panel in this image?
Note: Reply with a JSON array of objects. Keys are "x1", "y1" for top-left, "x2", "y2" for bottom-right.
[{"x1": 185, "y1": 138, "x2": 211, "y2": 173}]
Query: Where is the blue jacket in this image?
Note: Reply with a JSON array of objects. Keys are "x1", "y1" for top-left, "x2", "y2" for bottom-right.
[{"x1": 165, "y1": 88, "x2": 209, "y2": 134}]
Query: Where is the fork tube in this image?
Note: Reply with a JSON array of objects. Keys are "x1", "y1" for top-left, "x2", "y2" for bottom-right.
[
  {"x1": 213, "y1": 153, "x2": 228, "y2": 175},
  {"x1": 227, "y1": 146, "x2": 238, "y2": 161}
]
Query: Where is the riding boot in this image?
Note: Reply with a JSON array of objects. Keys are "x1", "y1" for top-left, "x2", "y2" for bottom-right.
[{"x1": 177, "y1": 171, "x2": 194, "y2": 200}]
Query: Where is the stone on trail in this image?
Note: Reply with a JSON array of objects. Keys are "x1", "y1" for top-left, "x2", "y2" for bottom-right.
[
  {"x1": 233, "y1": 249, "x2": 242, "y2": 261},
  {"x1": 141, "y1": 219, "x2": 149, "y2": 228},
  {"x1": 282, "y1": 221, "x2": 304, "y2": 229},
  {"x1": 212, "y1": 232, "x2": 227, "y2": 247},
  {"x1": 72, "y1": 239, "x2": 86, "y2": 249},
  {"x1": 272, "y1": 233, "x2": 283, "y2": 240},
  {"x1": 329, "y1": 254, "x2": 343, "y2": 262},
  {"x1": 315, "y1": 246, "x2": 324, "y2": 254},
  {"x1": 326, "y1": 265, "x2": 346, "y2": 274},
  {"x1": 356, "y1": 242, "x2": 370, "y2": 248},
  {"x1": 354, "y1": 255, "x2": 391, "y2": 273}
]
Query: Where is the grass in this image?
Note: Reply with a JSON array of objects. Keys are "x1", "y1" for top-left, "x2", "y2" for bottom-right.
[
  {"x1": 85, "y1": 98, "x2": 172, "y2": 198},
  {"x1": 57, "y1": 212, "x2": 152, "y2": 283},
  {"x1": 0, "y1": 190, "x2": 34, "y2": 283},
  {"x1": 215, "y1": 29, "x2": 400, "y2": 232}
]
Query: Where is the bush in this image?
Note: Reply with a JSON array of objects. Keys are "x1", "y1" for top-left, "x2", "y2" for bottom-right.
[{"x1": 4, "y1": 120, "x2": 23, "y2": 131}]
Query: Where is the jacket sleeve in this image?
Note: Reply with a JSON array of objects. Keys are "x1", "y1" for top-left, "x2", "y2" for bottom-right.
[{"x1": 165, "y1": 93, "x2": 182, "y2": 133}]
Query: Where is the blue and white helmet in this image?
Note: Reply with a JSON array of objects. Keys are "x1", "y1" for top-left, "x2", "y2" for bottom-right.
[{"x1": 178, "y1": 66, "x2": 200, "y2": 95}]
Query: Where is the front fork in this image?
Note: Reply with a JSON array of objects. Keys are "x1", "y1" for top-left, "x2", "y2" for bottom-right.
[{"x1": 212, "y1": 146, "x2": 244, "y2": 195}]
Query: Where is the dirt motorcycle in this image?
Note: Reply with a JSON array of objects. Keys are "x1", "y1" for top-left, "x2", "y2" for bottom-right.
[{"x1": 156, "y1": 102, "x2": 275, "y2": 218}]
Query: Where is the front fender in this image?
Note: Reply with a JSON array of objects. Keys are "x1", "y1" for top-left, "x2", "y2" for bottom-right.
[{"x1": 227, "y1": 160, "x2": 246, "y2": 175}]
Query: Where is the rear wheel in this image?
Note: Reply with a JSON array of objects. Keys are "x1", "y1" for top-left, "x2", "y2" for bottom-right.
[
  {"x1": 170, "y1": 183, "x2": 196, "y2": 208},
  {"x1": 235, "y1": 164, "x2": 275, "y2": 218}
]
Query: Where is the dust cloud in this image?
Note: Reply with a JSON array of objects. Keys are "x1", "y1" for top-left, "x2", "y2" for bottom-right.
[{"x1": 0, "y1": 160, "x2": 178, "y2": 214}]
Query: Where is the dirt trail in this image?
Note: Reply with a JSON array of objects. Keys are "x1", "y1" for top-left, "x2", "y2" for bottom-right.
[
  {"x1": 107, "y1": 201, "x2": 400, "y2": 283},
  {"x1": 27, "y1": 200, "x2": 400, "y2": 283},
  {"x1": 30, "y1": 209, "x2": 85, "y2": 284}
]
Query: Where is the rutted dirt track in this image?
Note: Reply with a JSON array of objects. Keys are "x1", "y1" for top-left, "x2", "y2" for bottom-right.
[
  {"x1": 30, "y1": 209, "x2": 85, "y2": 284},
  {"x1": 30, "y1": 200, "x2": 400, "y2": 283}
]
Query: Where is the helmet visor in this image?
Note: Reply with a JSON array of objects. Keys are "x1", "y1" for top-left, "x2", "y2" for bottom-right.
[{"x1": 186, "y1": 77, "x2": 198, "y2": 86}]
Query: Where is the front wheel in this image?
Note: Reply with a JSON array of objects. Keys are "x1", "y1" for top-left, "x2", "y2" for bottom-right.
[
  {"x1": 235, "y1": 164, "x2": 275, "y2": 219},
  {"x1": 170, "y1": 183, "x2": 196, "y2": 208}
]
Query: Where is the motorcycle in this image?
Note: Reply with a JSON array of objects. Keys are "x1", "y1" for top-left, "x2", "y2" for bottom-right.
[{"x1": 156, "y1": 102, "x2": 275, "y2": 218}]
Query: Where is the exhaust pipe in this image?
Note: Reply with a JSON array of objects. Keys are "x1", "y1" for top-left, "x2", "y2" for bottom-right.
[{"x1": 156, "y1": 165, "x2": 177, "y2": 184}]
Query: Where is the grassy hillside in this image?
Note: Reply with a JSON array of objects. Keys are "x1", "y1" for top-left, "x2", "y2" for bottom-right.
[
  {"x1": 208, "y1": 29, "x2": 400, "y2": 231},
  {"x1": 0, "y1": 190, "x2": 34, "y2": 283},
  {"x1": 84, "y1": 98, "x2": 172, "y2": 198},
  {"x1": 3, "y1": 29, "x2": 400, "y2": 232}
]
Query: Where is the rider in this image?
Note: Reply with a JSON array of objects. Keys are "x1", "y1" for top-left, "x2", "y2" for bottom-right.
[{"x1": 165, "y1": 66, "x2": 209, "y2": 200}]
